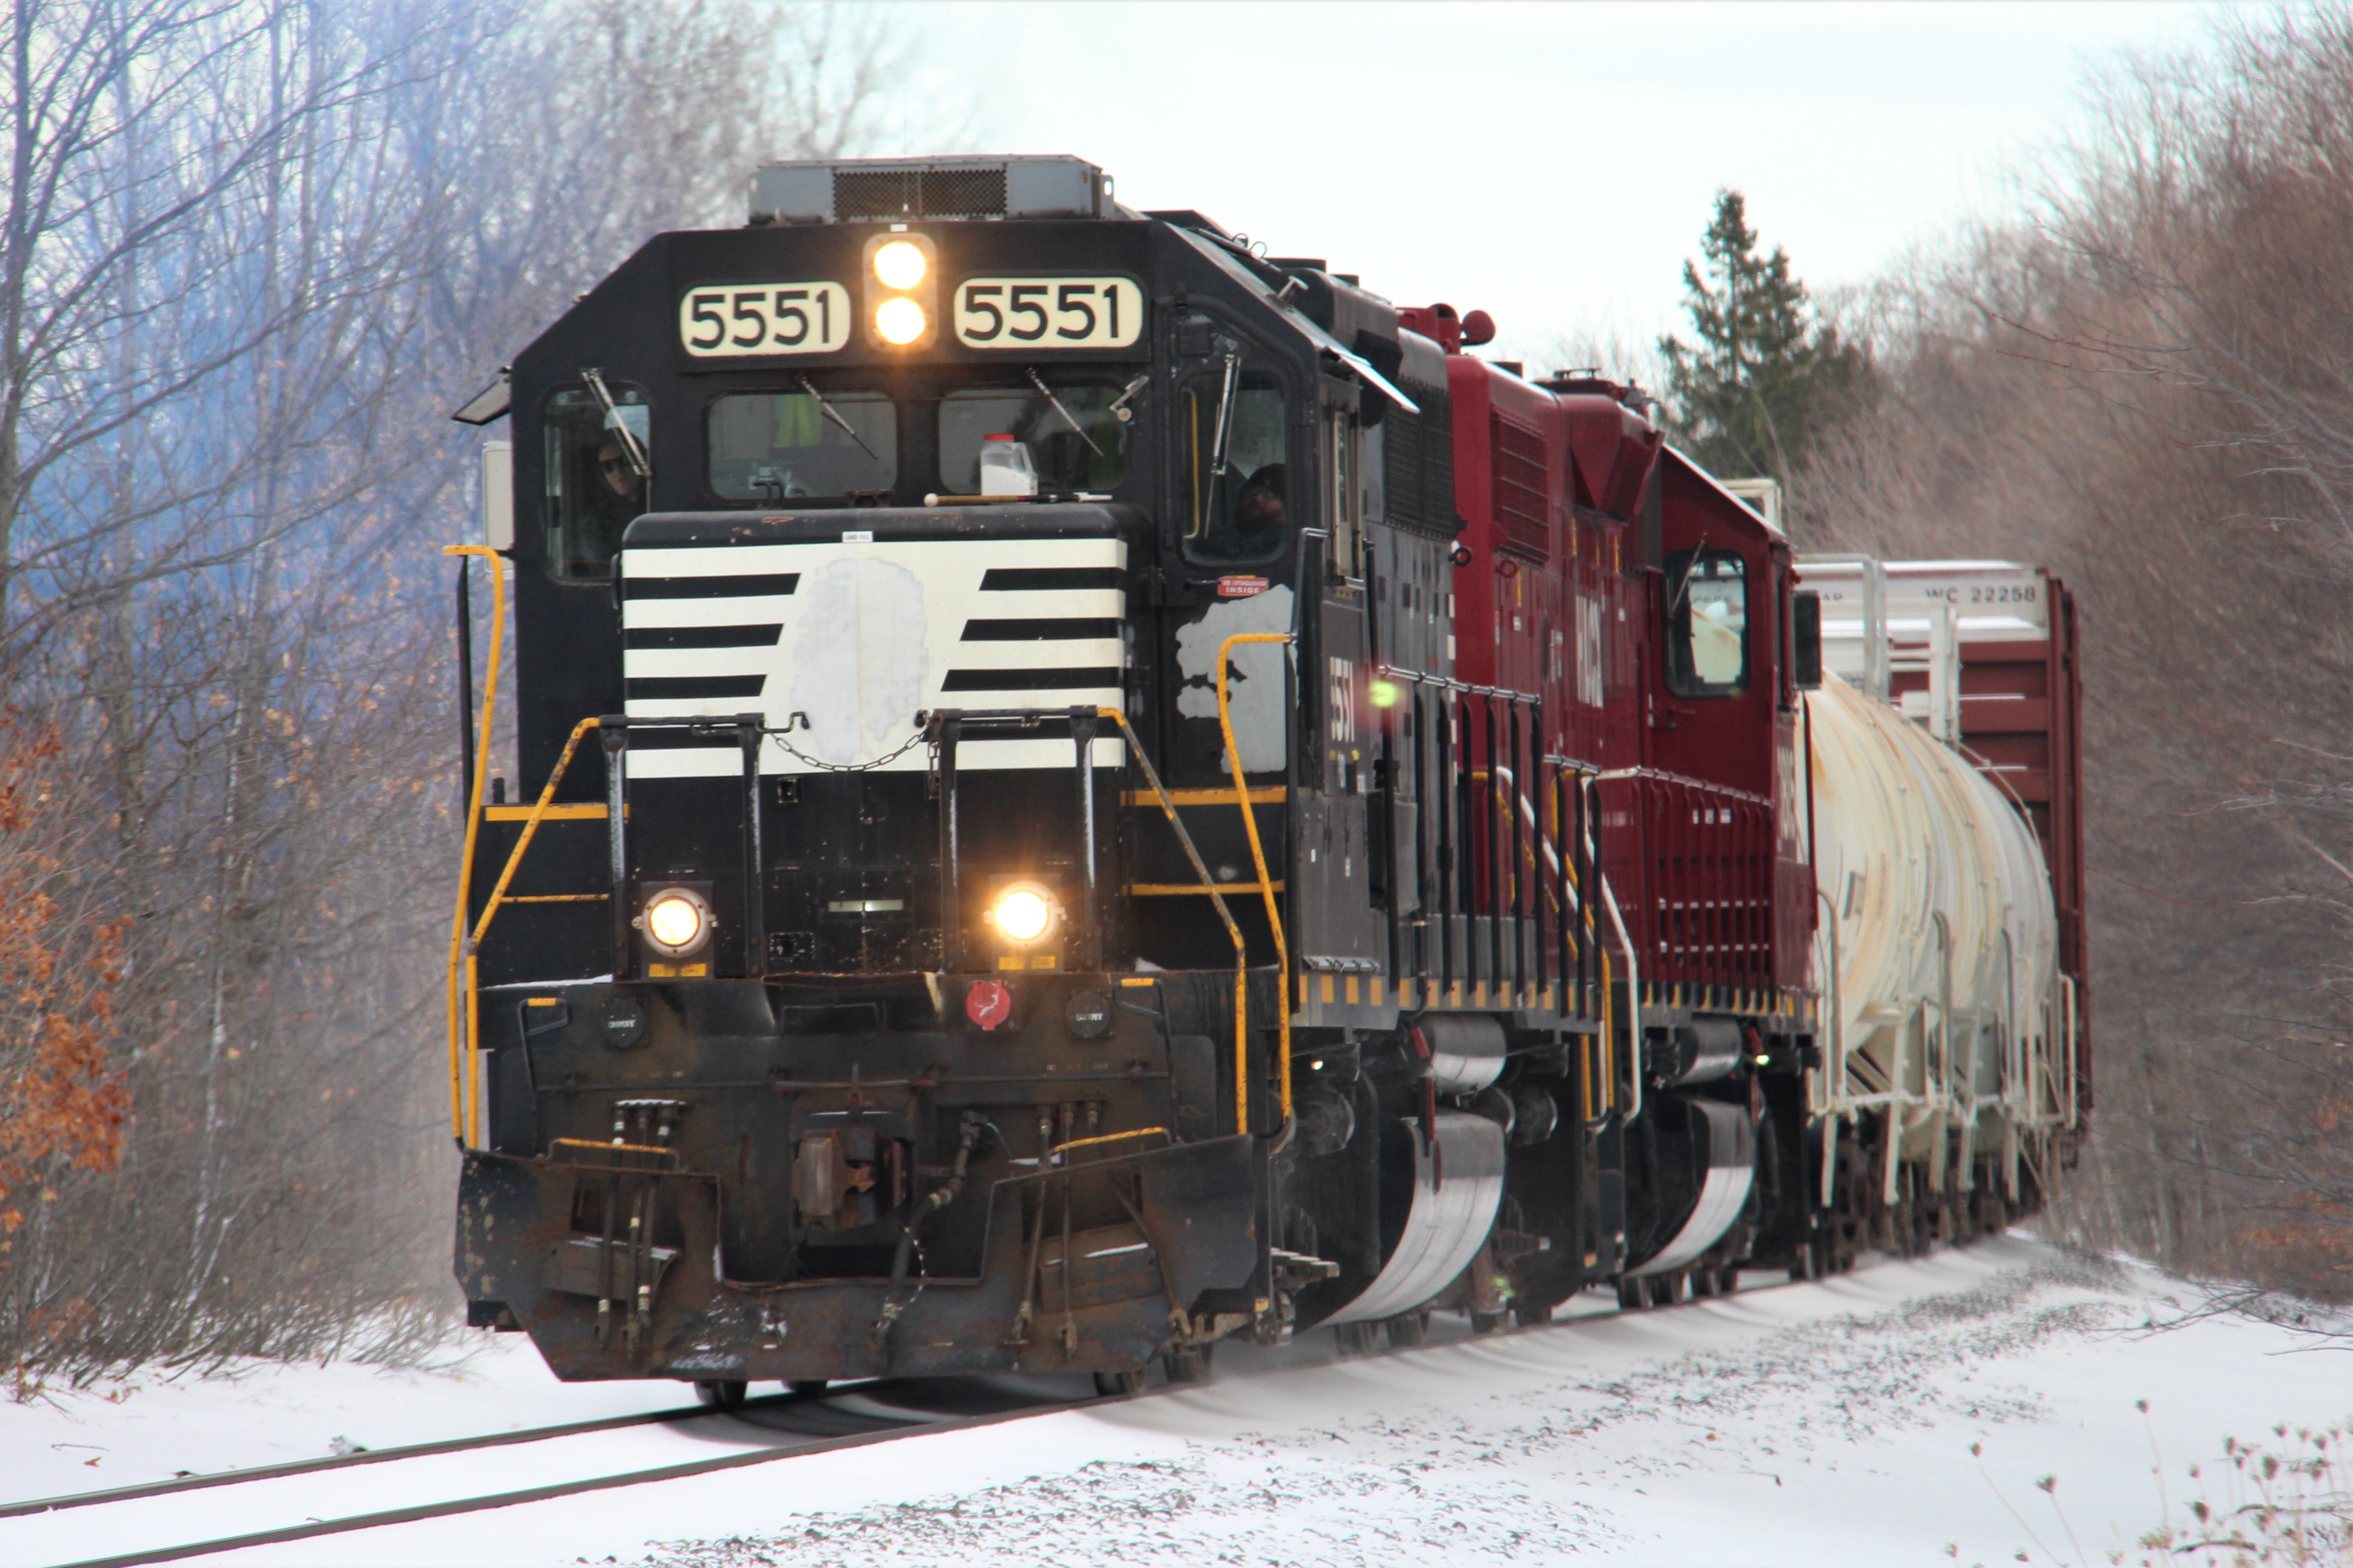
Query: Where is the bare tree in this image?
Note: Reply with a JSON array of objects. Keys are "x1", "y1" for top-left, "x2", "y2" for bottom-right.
[
  {"x1": 1800, "y1": 7, "x2": 2353, "y2": 1296},
  {"x1": 0, "y1": 0, "x2": 934, "y2": 1384}
]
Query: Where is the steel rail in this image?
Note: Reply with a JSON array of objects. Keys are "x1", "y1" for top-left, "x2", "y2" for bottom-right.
[
  {"x1": 2, "y1": 1390, "x2": 816, "y2": 1521},
  {"x1": 28, "y1": 1383, "x2": 1069, "y2": 1568}
]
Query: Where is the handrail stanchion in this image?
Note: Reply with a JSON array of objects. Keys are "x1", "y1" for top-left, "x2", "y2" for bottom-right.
[
  {"x1": 602, "y1": 722, "x2": 630, "y2": 980},
  {"x1": 1215, "y1": 632, "x2": 1294, "y2": 1130},
  {"x1": 1071, "y1": 707, "x2": 1101, "y2": 973},
  {"x1": 441, "y1": 544, "x2": 505, "y2": 1144},
  {"x1": 738, "y1": 719, "x2": 766, "y2": 977},
  {"x1": 934, "y1": 714, "x2": 963, "y2": 973}
]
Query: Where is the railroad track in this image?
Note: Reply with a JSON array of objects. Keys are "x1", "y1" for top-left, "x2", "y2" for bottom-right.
[
  {"x1": 1, "y1": 1256, "x2": 1911, "y2": 1568},
  {"x1": 1, "y1": 1376, "x2": 1101, "y2": 1568}
]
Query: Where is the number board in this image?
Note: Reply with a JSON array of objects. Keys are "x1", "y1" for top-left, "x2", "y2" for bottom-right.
[
  {"x1": 954, "y1": 278, "x2": 1142, "y2": 349},
  {"x1": 679, "y1": 283, "x2": 850, "y2": 357}
]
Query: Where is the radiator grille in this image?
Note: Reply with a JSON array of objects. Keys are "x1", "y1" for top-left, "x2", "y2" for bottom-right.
[
  {"x1": 920, "y1": 166, "x2": 1007, "y2": 218},
  {"x1": 832, "y1": 166, "x2": 1007, "y2": 221},
  {"x1": 1382, "y1": 382, "x2": 1456, "y2": 540},
  {"x1": 1490, "y1": 414, "x2": 1550, "y2": 559}
]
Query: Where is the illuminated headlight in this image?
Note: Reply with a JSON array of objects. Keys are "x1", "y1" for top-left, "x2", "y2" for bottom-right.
[
  {"x1": 874, "y1": 297, "x2": 927, "y2": 345},
  {"x1": 640, "y1": 887, "x2": 712, "y2": 958},
  {"x1": 872, "y1": 239, "x2": 928, "y2": 289},
  {"x1": 987, "y1": 881, "x2": 1057, "y2": 946}
]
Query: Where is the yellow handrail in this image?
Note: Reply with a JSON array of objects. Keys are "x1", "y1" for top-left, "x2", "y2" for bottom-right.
[
  {"x1": 442, "y1": 546, "x2": 505, "y2": 1144},
  {"x1": 1097, "y1": 707, "x2": 1253, "y2": 1136},
  {"x1": 1051, "y1": 1126, "x2": 1172, "y2": 1158},
  {"x1": 451, "y1": 715, "x2": 604, "y2": 1148},
  {"x1": 1215, "y1": 632, "x2": 1294, "y2": 1129}
]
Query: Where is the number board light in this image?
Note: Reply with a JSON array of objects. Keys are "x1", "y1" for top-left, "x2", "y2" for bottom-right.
[
  {"x1": 678, "y1": 282, "x2": 851, "y2": 358},
  {"x1": 955, "y1": 277, "x2": 1143, "y2": 349}
]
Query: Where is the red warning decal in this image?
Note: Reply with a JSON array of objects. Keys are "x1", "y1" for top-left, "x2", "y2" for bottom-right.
[
  {"x1": 965, "y1": 979, "x2": 1012, "y2": 1031},
  {"x1": 1217, "y1": 576, "x2": 1270, "y2": 598}
]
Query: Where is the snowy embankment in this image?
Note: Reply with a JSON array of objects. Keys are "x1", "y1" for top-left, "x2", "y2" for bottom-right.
[{"x1": 7, "y1": 1235, "x2": 2342, "y2": 1566}]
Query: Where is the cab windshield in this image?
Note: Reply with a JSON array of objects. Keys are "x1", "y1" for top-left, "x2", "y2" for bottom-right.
[
  {"x1": 939, "y1": 383, "x2": 1130, "y2": 495},
  {"x1": 708, "y1": 390, "x2": 896, "y2": 501}
]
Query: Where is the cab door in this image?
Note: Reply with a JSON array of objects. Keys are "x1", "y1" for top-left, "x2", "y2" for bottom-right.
[{"x1": 1291, "y1": 379, "x2": 1384, "y2": 994}]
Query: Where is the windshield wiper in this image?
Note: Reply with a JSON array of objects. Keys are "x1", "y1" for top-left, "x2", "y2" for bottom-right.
[
  {"x1": 581, "y1": 367, "x2": 650, "y2": 478},
  {"x1": 1669, "y1": 533, "x2": 1710, "y2": 615},
  {"x1": 797, "y1": 376, "x2": 880, "y2": 462},
  {"x1": 1107, "y1": 373, "x2": 1148, "y2": 425},
  {"x1": 1207, "y1": 341, "x2": 1241, "y2": 482},
  {"x1": 1027, "y1": 369, "x2": 1104, "y2": 458}
]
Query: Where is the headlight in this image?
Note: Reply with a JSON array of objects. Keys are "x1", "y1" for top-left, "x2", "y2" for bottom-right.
[
  {"x1": 988, "y1": 882, "x2": 1056, "y2": 945},
  {"x1": 872, "y1": 239, "x2": 927, "y2": 289},
  {"x1": 874, "y1": 297, "x2": 927, "y2": 345},
  {"x1": 640, "y1": 887, "x2": 711, "y2": 957}
]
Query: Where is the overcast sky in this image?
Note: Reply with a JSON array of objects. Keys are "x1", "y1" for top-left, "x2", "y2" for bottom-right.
[{"x1": 891, "y1": 1, "x2": 2219, "y2": 374}]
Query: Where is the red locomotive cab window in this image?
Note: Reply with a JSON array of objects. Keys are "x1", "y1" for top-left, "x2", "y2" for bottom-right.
[{"x1": 1664, "y1": 547, "x2": 1748, "y2": 698}]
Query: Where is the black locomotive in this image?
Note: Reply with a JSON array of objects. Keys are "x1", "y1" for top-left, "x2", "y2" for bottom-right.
[{"x1": 444, "y1": 154, "x2": 2085, "y2": 1398}]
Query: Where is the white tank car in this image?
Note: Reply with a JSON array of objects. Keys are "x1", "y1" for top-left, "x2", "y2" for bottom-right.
[{"x1": 1799, "y1": 557, "x2": 2074, "y2": 1208}]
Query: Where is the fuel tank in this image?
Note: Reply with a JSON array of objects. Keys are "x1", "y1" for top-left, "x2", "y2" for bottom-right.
[{"x1": 1806, "y1": 674, "x2": 2058, "y2": 1107}]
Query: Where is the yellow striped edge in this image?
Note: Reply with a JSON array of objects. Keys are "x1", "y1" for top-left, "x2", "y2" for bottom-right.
[
  {"x1": 1122, "y1": 787, "x2": 1285, "y2": 808},
  {"x1": 1125, "y1": 881, "x2": 1285, "y2": 896},
  {"x1": 484, "y1": 802, "x2": 617, "y2": 822}
]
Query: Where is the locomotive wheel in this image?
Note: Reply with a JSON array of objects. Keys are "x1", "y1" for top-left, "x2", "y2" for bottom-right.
[
  {"x1": 1689, "y1": 1270, "x2": 1718, "y2": 1300},
  {"x1": 1094, "y1": 1369, "x2": 1146, "y2": 1397},
  {"x1": 1163, "y1": 1344, "x2": 1212, "y2": 1384},
  {"x1": 1469, "y1": 1308, "x2": 1509, "y2": 1335},
  {"x1": 1712, "y1": 1266, "x2": 1741, "y2": 1297},
  {"x1": 1657, "y1": 1272, "x2": 1689, "y2": 1306},
  {"x1": 1788, "y1": 1239, "x2": 1822, "y2": 1282},
  {"x1": 1333, "y1": 1322, "x2": 1379, "y2": 1357},
  {"x1": 1513, "y1": 1302, "x2": 1554, "y2": 1327},
  {"x1": 786, "y1": 1378, "x2": 828, "y2": 1398},
  {"x1": 1385, "y1": 1310, "x2": 1431, "y2": 1348},
  {"x1": 1616, "y1": 1278, "x2": 1646, "y2": 1310},
  {"x1": 693, "y1": 1379, "x2": 748, "y2": 1410}
]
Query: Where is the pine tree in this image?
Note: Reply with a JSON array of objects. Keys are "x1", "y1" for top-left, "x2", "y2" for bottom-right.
[{"x1": 1659, "y1": 190, "x2": 1869, "y2": 486}]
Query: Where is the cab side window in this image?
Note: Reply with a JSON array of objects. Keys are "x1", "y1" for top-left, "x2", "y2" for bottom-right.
[
  {"x1": 1663, "y1": 547, "x2": 1748, "y2": 697},
  {"x1": 1324, "y1": 403, "x2": 1363, "y2": 578},
  {"x1": 542, "y1": 382, "x2": 650, "y2": 581},
  {"x1": 1180, "y1": 366, "x2": 1289, "y2": 565}
]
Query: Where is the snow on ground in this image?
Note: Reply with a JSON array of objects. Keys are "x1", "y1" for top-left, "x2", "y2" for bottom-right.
[{"x1": 11, "y1": 1234, "x2": 2347, "y2": 1566}]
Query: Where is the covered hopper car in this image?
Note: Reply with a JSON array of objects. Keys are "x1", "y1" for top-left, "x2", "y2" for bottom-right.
[{"x1": 441, "y1": 154, "x2": 2087, "y2": 1397}]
